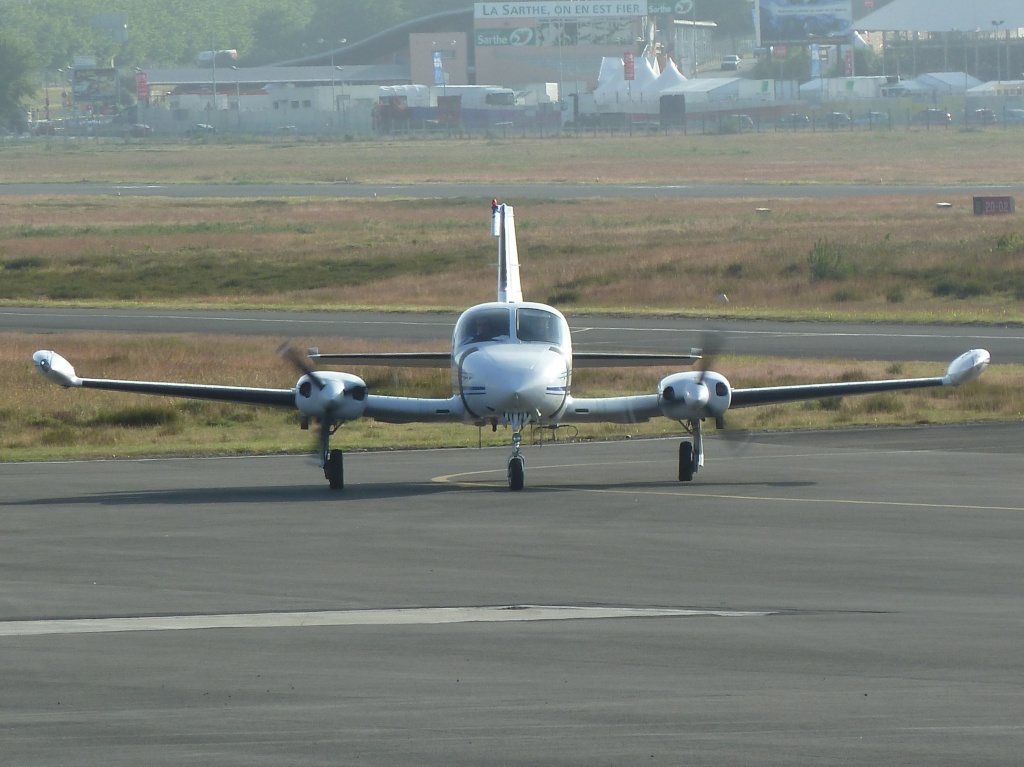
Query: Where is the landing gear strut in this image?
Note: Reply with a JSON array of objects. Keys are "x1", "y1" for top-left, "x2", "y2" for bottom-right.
[
  {"x1": 319, "y1": 419, "x2": 344, "y2": 490},
  {"x1": 505, "y1": 413, "x2": 529, "y2": 491},
  {"x1": 678, "y1": 419, "x2": 703, "y2": 482},
  {"x1": 508, "y1": 430, "x2": 525, "y2": 491}
]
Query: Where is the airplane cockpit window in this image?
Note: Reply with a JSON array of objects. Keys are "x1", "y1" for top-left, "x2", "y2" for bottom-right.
[
  {"x1": 457, "y1": 307, "x2": 511, "y2": 345},
  {"x1": 516, "y1": 308, "x2": 564, "y2": 346}
]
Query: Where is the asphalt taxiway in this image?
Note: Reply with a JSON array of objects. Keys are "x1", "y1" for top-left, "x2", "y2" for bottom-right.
[
  {"x1": 2, "y1": 423, "x2": 1023, "y2": 765},
  {"x1": 4, "y1": 181, "x2": 1023, "y2": 200}
]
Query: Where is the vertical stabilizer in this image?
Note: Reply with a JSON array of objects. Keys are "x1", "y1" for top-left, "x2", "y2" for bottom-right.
[{"x1": 492, "y1": 200, "x2": 523, "y2": 303}]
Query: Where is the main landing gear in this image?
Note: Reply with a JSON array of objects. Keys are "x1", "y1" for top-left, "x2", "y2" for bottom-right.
[
  {"x1": 678, "y1": 419, "x2": 703, "y2": 482},
  {"x1": 319, "y1": 419, "x2": 344, "y2": 490}
]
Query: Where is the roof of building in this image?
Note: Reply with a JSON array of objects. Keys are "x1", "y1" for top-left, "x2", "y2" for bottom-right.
[
  {"x1": 857, "y1": 0, "x2": 1024, "y2": 33},
  {"x1": 143, "y1": 64, "x2": 410, "y2": 88}
]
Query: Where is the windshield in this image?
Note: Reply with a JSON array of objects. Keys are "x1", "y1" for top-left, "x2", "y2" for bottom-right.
[
  {"x1": 456, "y1": 307, "x2": 511, "y2": 345},
  {"x1": 516, "y1": 308, "x2": 565, "y2": 346}
]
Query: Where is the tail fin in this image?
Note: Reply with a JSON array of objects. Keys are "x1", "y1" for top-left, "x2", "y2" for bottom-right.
[{"x1": 492, "y1": 200, "x2": 523, "y2": 303}]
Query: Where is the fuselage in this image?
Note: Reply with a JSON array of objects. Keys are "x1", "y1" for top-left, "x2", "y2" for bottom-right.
[{"x1": 450, "y1": 301, "x2": 572, "y2": 427}]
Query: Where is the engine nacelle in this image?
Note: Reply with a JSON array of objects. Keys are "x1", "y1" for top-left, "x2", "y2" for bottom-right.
[
  {"x1": 294, "y1": 371, "x2": 368, "y2": 422},
  {"x1": 658, "y1": 370, "x2": 732, "y2": 421}
]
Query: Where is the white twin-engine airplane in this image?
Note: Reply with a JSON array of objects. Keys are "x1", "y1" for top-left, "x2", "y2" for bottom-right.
[{"x1": 34, "y1": 201, "x2": 991, "y2": 491}]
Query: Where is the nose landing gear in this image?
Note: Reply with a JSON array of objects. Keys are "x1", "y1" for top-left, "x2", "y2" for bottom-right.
[
  {"x1": 319, "y1": 419, "x2": 345, "y2": 490},
  {"x1": 678, "y1": 419, "x2": 703, "y2": 482},
  {"x1": 508, "y1": 431, "x2": 525, "y2": 491},
  {"x1": 506, "y1": 413, "x2": 529, "y2": 491}
]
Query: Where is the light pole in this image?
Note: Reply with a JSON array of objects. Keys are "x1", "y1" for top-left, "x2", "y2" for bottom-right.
[
  {"x1": 691, "y1": 2, "x2": 697, "y2": 76},
  {"x1": 319, "y1": 38, "x2": 345, "y2": 129},
  {"x1": 57, "y1": 67, "x2": 66, "y2": 116},
  {"x1": 210, "y1": 33, "x2": 217, "y2": 127},
  {"x1": 557, "y1": 20, "x2": 563, "y2": 109},
  {"x1": 336, "y1": 67, "x2": 347, "y2": 133},
  {"x1": 991, "y1": 20, "x2": 1004, "y2": 83},
  {"x1": 230, "y1": 65, "x2": 241, "y2": 128}
]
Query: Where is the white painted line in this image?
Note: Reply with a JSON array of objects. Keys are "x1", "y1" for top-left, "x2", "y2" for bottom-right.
[{"x1": 0, "y1": 605, "x2": 773, "y2": 637}]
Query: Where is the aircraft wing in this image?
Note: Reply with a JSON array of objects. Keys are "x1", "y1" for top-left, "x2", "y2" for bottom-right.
[
  {"x1": 730, "y1": 349, "x2": 991, "y2": 408},
  {"x1": 310, "y1": 351, "x2": 701, "y2": 369},
  {"x1": 364, "y1": 394, "x2": 466, "y2": 423},
  {"x1": 309, "y1": 351, "x2": 452, "y2": 368},
  {"x1": 559, "y1": 394, "x2": 662, "y2": 424},
  {"x1": 33, "y1": 350, "x2": 296, "y2": 407},
  {"x1": 730, "y1": 376, "x2": 948, "y2": 408},
  {"x1": 559, "y1": 349, "x2": 990, "y2": 423},
  {"x1": 559, "y1": 375, "x2": 953, "y2": 424}
]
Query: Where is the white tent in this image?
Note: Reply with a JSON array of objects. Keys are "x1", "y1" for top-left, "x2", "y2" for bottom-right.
[
  {"x1": 659, "y1": 78, "x2": 743, "y2": 105},
  {"x1": 969, "y1": 79, "x2": 1024, "y2": 94},
  {"x1": 593, "y1": 55, "x2": 659, "y2": 103},
  {"x1": 644, "y1": 57, "x2": 687, "y2": 97},
  {"x1": 625, "y1": 57, "x2": 659, "y2": 97},
  {"x1": 595, "y1": 57, "x2": 624, "y2": 90},
  {"x1": 915, "y1": 72, "x2": 983, "y2": 93}
]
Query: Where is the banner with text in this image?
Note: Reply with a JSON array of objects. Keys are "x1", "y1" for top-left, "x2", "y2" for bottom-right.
[{"x1": 475, "y1": 2, "x2": 648, "y2": 19}]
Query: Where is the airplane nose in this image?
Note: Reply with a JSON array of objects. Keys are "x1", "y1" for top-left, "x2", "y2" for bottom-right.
[
  {"x1": 488, "y1": 368, "x2": 543, "y2": 411},
  {"x1": 682, "y1": 379, "x2": 710, "y2": 409},
  {"x1": 460, "y1": 347, "x2": 567, "y2": 417}
]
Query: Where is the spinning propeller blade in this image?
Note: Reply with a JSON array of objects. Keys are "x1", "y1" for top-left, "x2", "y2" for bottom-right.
[
  {"x1": 695, "y1": 326, "x2": 725, "y2": 385},
  {"x1": 277, "y1": 342, "x2": 326, "y2": 390}
]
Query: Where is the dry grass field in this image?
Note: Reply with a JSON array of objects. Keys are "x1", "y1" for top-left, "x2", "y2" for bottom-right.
[
  {"x1": 1, "y1": 131, "x2": 1021, "y2": 460},
  {"x1": 2, "y1": 194, "x2": 1023, "y2": 320},
  {"x1": 1, "y1": 129, "x2": 1022, "y2": 185}
]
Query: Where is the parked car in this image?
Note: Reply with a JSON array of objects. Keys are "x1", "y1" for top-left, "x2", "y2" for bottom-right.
[
  {"x1": 186, "y1": 123, "x2": 218, "y2": 137},
  {"x1": 911, "y1": 109, "x2": 951, "y2": 126},
  {"x1": 1005, "y1": 108, "x2": 1024, "y2": 125},
  {"x1": 720, "y1": 114, "x2": 755, "y2": 132},
  {"x1": 776, "y1": 113, "x2": 810, "y2": 129},
  {"x1": 125, "y1": 123, "x2": 153, "y2": 137},
  {"x1": 965, "y1": 109, "x2": 997, "y2": 126},
  {"x1": 852, "y1": 111, "x2": 891, "y2": 129},
  {"x1": 815, "y1": 111, "x2": 851, "y2": 129},
  {"x1": 32, "y1": 120, "x2": 57, "y2": 136},
  {"x1": 720, "y1": 54, "x2": 741, "y2": 71}
]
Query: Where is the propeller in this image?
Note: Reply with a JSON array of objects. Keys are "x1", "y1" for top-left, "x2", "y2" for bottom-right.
[
  {"x1": 693, "y1": 326, "x2": 752, "y2": 453},
  {"x1": 278, "y1": 340, "x2": 368, "y2": 411},
  {"x1": 278, "y1": 342, "x2": 340, "y2": 468},
  {"x1": 695, "y1": 325, "x2": 725, "y2": 387},
  {"x1": 277, "y1": 341, "x2": 326, "y2": 391}
]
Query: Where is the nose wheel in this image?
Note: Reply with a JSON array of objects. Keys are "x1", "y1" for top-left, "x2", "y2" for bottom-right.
[
  {"x1": 507, "y1": 428, "x2": 525, "y2": 491},
  {"x1": 678, "y1": 419, "x2": 702, "y2": 483},
  {"x1": 325, "y1": 448, "x2": 345, "y2": 490},
  {"x1": 319, "y1": 419, "x2": 345, "y2": 491},
  {"x1": 508, "y1": 454, "x2": 525, "y2": 491}
]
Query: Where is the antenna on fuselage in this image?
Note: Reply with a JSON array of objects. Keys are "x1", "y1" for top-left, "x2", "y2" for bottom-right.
[{"x1": 492, "y1": 200, "x2": 523, "y2": 304}]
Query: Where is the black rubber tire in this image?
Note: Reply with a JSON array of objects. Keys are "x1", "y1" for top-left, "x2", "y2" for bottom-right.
[
  {"x1": 508, "y1": 456, "x2": 525, "y2": 491},
  {"x1": 327, "y1": 448, "x2": 345, "y2": 490},
  {"x1": 678, "y1": 441, "x2": 694, "y2": 482}
]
